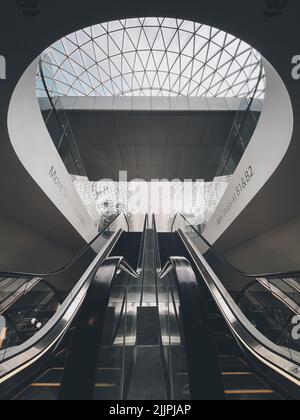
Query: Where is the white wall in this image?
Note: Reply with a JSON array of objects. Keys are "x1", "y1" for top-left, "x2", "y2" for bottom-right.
[
  {"x1": 204, "y1": 59, "x2": 294, "y2": 245},
  {"x1": 7, "y1": 59, "x2": 98, "y2": 243}
]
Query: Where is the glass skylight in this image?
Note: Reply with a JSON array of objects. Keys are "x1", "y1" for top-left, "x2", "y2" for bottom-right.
[{"x1": 38, "y1": 17, "x2": 265, "y2": 98}]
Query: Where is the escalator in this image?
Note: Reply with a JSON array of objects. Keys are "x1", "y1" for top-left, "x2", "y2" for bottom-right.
[
  {"x1": 158, "y1": 231, "x2": 282, "y2": 400},
  {"x1": 206, "y1": 294, "x2": 280, "y2": 400},
  {"x1": 170, "y1": 213, "x2": 300, "y2": 400},
  {"x1": 1, "y1": 214, "x2": 221, "y2": 400},
  {"x1": 0, "y1": 213, "x2": 300, "y2": 400},
  {"x1": 0, "y1": 213, "x2": 129, "y2": 399}
]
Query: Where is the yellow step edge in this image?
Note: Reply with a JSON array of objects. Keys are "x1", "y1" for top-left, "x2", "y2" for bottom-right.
[
  {"x1": 47, "y1": 367, "x2": 121, "y2": 371},
  {"x1": 222, "y1": 372, "x2": 253, "y2": 376},
  {"x1": 31, "y1": 383, "x2": 60, "y2": 388},
  {"x1": 31, "y1": 383, "x2": 116, "y2": 389},
  {"x1": 225, "y1": 389, "x2": 274, "y2": 395},
  {"x1": 95, "y1": 383, "x2": 116, "y2": 388}
]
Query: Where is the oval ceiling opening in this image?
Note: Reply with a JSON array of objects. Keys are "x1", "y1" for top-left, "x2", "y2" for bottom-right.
[{"x1": 36, "y1": 17, "x2": 265, "y2": 99}]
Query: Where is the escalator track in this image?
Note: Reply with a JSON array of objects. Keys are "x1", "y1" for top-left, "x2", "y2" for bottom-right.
[
  {"x1": 0, "y1": 213, "x2": 130, "y2": 399},
  {"x1": 13, "y1": 216, "x2": 146, "y2": 401},
  {"x1": 169, "y1": 213, "x2": 300, "y2": 399},
  {"x1": 14, "y1": 215, "x2": 223, "y2": 400},
  {"x1": 2, "y1": 212, "x2": 300, "y2": 400}
]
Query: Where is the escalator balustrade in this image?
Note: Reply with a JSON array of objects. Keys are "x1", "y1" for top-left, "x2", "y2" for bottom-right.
[
  {"x1": 171, "y1": 213, "x2": 300, "y2": 399},
  {"x1": 1, "y1": 213, "x2": 300, "y2": 400}
]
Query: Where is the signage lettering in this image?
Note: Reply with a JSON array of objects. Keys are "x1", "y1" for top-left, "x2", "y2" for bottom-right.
[
  {"x1": 49, "y1": 165, "x2": 87, "y2": 227},
  {"x1": 217, "y1": 166, "x2": 254, "y2": 225}
]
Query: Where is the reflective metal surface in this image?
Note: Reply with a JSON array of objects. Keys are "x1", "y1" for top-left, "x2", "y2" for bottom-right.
[
  {"x1": 0, "y1": 214, "x2": 129, "y2": 395},
  {"x1": 172, "y1": 213, "x2": 300, "y2": 387}
]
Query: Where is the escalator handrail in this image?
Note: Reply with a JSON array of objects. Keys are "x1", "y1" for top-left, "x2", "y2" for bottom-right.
[
  {"x1": 152, "y1": 214, "x2": 161, "y2": 307},
  {"x1": 177, "y1": 229, "x2": 300, "y2": 388},
  {"x1": 171, "y1": 213, "x2": 300, "y2": 279},
  {"x1": 59, "y1": 256, "x2": 139, "y2": 400},
  {"x1": 137, "y1": 214, "x2": 149, "y2": 272},
  {"x1": 137, "y1": 214, "x2": 149, "y2": 307},
  {"x1": 0, "y1": 229, "x2": 123, "y2": 400},
  {"x1": 0, "y1": 213, "x2": 129, "y2": 279},
  {"x1": 152, "y1": 214, "x2": 162, "y2": 272},
  {"x1": 159, "y1": 257, "x2": 225, "y2": 400}
]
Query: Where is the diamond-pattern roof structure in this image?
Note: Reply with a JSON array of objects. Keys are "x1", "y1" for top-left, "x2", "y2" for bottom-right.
[{"x1": 38, "y1": 17, "x2": 265, "y2": 98}]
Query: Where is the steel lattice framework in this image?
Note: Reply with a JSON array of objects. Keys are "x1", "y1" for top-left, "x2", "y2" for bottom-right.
[{"x1": 37, "y1": 17, "x2": 265, "y2": 98}]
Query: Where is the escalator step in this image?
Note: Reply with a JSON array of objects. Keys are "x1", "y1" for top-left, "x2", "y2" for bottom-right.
[
  {"x1": 209, "y1": 315, "x2": 229, "y2": 334},
  {"x1": 52, "y1": 350, "x2": 68, "y2": 367},
  {"x1": 173, "y1": 372, "x2": 190, "y2": 400},
  {"x1": 34, "y1": 368, "x2": 64, "y2": 384},
  {"x1": 170, "y1": 345, "x2": 189, "y2": 372},
  {"x1": 214, "y1": 333, "x2": 238, "y2": 354},
  {"x1": 205, "y1": 298, "x2": 219, "y2": 314},
  {"x1": 94, "y1": 382, "x2": 118, "y2": 401},
  {"x1": 94, "y1": 368, "x2": 120, "y2": 400},
  {"x1": 98, "y1": 346, "x2": 124, "y2": 368},
  {"x1": 16, "y1": 366, "x2": 123, "y2": 401},
  {"x1": 127, "y1": 346, "x2": 168, "y2": 400},
  {"x1": 222, "y1": 373, "x2": 270, "y2": 391},
  {"x1": 15, "y1": 367, "x2": 63, "y2": 400},
  {"x1": 16, "y1": 385, "x2": 60, "y2": 401},
  {"x1": 218, "y1": 358, "x2": 281, "y2": 400},
  {"x1": 225, "y1": 389, "x2": 278, "y2": 400},
  {"x1": 218, "y1": 355, "x2": 250, "y2": 372}
]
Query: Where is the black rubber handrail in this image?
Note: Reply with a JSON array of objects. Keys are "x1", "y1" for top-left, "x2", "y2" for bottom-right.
[
  {"x1": 0, "y1": 213, "x2": 129, "y2": 279},
  {"x1": 59, "y1": 256, "x2": 139, "y2": 400},
  {"x1": 159, "y1": 257, "x2": 225, "y2": 400},
  {"x1": 0, "y1": 231, "x2": 123, "y2": 400},
  {"x1": 137, "y1": 214, "x2": 149, "y2": 272},
  {"x1": 138, "y1": 214, "x2": 149, "y2": 307},
  {"x1": 152, "y1": 214, "x2": 161, "y2": 307},
  {"x1": 173, "y1": 214, "x2": 300, "y2": 340},
  {"x1": 171, "y1": 213, "x2": 300, "y2": 279}
]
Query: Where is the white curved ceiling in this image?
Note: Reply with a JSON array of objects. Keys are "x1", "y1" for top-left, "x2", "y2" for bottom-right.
[{"x1": 37, "y1": 17, "x2": 265, "y2": 98}]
